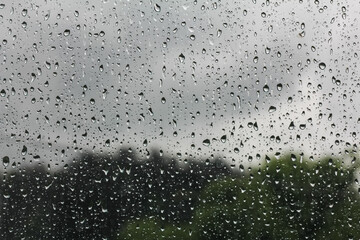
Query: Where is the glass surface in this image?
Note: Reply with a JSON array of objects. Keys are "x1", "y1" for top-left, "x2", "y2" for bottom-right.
[{"x1": 1, "y1": 0, "x2": 360, "y2": 239}]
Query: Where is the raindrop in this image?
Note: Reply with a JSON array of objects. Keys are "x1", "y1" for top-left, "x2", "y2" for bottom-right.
[
  {"x1": 178, "y1": 53, "x2": 185, "y2": 63},
  {"x1": 268, "y1": 106, "x2": 277, "y2": 113},
  {"x1": 202, "y1": 139, "x2": 210, "y2": 146},
  {"x1": 21, "y1": 145, "x2": 27, "y2": 155},
  {"x1": 263, "y1": 85, "x2": 269, "y2": 92},
  {"x1": 2, "y1": 156, "x2": 9, "y2": 167},
  {"x1": 318, "y1": 62, "x2": 326, "y2": 70},
  {"x1": 64, "y1": 29, "x2": 70, "y2": 36},
  {"x1": 154, "y1": 4, "x2": 161, "y2": 12},
  {"x1": 21, "y1": 9, "x2": 28, "y2": 17},
  {"x1": 265, "y1": 47, "x2": 271, "y2": 54}
]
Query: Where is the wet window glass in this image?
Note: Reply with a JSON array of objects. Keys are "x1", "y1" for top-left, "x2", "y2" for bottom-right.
[{"x1": 1, "y1": 1, "x2": 360, "y2": 239}]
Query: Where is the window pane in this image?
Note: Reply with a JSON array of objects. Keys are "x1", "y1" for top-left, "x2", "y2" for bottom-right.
[{"x1": 1, "y1": 1, "x2": 359, "y2": 239}]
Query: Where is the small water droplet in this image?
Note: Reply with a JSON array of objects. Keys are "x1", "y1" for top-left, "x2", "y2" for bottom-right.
[
  {"x1": 64, "y1": 29, "x2": 70, "y2": 36},
  {"x1": 319, "y1": 62, "x2": 326, "y2": 70},
  {"x1": 154, "y1": 4, "x2": 161, "y2": 12},
  {"x1": 265, "y1": 47, "x2": 271, "y2": 54},
  {"x1": 21, "y1": 9, "x2": 28, "y2": 17},
  {"x1": 2, "y1": 156, "x2": 9, "y2": 167},
  {"x1": 202, "y1": 139, "x2": 210, "y2": 146},
  {"x1": 268, "y1": 106, "x2": 277, "y2": 113},
  {"x1": 21, "y1": 146, "x2": 27, "y2": 155},
  {"x1": 178, "y1": 53, "x2": 185, "y2": 63},
  {"x1": 263, "y1": 85, "x2": 269, "y2": 92}
]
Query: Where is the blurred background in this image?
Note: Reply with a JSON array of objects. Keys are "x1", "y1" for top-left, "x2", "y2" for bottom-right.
[{"x1": 0, "y1": 0, "x2": 360, "y2": 239}]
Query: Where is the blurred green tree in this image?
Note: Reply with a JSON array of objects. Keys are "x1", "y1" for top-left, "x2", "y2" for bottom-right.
[{"x1": 119, "y1": 154, "x2": 360, "y2": 240}]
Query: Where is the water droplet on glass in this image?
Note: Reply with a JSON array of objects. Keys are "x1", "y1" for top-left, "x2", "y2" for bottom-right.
[
  {"x1": 64, "y1": 29, "x2": 70, "y2": 36},
  {"x1": 178, "y1": 53, "x2": 185, "y2": 63},
  {"x1": 202, "y1": 139, "x2": 210, "y2": 146},
  {"x1": 265, "y1": 47, "x2": 271, "y2": 54},
  {"x1": 154, "y1": 4, "x2": 161, "y2": 12},
  {"x1": 319, "y1": 62, "x2": 326, "y2": 70},
  {"x1": 263, "y1": 85, "x2": 269, "y2": 92},
  {"x1": 268, "y1": 106, "x2": 277, "y2": 113},
  {"x1": 21, "y1": 146, "x2": 27, "y2": 155},
  {"x1": 21, "y1": 9, "x2": 28, "y2": 17},
  {"x1": 2, "y1": 156, "x2": 9, "y2": 167}
]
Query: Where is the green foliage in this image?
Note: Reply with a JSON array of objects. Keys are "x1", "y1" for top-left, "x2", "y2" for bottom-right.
[
  {"x1": 2, "y1": 150, "x2": 359, "y2": 239},
  {"x1": 120, "y1": 154, "x2": 360, "y2": 240},
  {"x1": 118, "y1": 218, "x2": 195, "y2": 240}
]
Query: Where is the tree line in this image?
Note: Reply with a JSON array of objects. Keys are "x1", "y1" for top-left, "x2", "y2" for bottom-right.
[{"x1": 1, "y1": 148, "x2": 360, "y2": 239}]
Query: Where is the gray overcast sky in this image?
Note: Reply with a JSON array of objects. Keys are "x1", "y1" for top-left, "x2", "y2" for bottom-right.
[{"x1": 0, "y1": 0, "x2": 359, "y2": 171}]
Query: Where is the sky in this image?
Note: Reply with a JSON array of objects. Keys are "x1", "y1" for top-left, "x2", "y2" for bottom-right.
[{"x1": 0, "y1": 0, "x2": 359, "y2": 171}]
